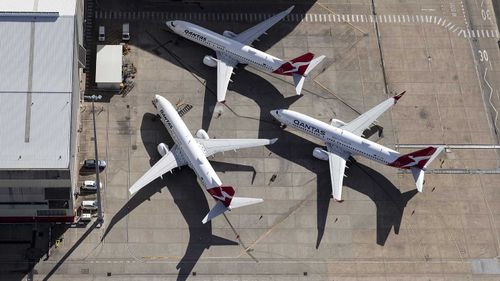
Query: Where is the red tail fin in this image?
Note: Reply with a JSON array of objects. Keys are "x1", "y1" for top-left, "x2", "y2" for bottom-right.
[
  {"x1": 389, "y1": 147, "x2": 438, "y2": 169},
  {"x1": 273, "y1": 53, "x2": 314, "y2": 76},
  {"x1": 207, "y1": 186, "x2": 235, "y2": 207}
]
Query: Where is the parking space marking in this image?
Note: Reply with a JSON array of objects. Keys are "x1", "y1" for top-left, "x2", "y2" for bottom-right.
[{"x1": 95, "y1": 11, "x2": 498, "y2": 39}]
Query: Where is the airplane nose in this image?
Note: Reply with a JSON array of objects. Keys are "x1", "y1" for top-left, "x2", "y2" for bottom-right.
[
  {"x1": 270, "y1": 109, "x2": 280, "y2": 119},
  {"x1": 166, "y1": 20, "x2": 176, "y2": 29}
]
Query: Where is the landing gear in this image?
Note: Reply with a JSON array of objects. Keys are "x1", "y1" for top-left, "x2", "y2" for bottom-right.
[{"x1": 280, "y1": 123, "x2": 287, "y2": 129}]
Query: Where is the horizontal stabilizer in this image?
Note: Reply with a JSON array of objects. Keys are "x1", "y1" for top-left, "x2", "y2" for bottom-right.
[
  {"x1": 229, "y1": 197, "x2": 263, "y2": 209},
  {"x1": 422, "y1": 146, "x2": 445, "y2": 170},
  {"x1": 410, "y1": 167, "x2": 425, "y2": 192},
  {"x1": 304, "y1": 55, "x2": 325, "y2": 77},
  {"x1": 293, "y1": 73, "x2": 306, "y2": 95},
  {"x1": 202, "y1": 196, "x2": 263, "y2": 224},
  {"x1": 202, "y1": 201, "x2": 228, "y2": 224}
]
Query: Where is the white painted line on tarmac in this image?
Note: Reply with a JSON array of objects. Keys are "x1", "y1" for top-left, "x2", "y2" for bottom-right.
[{"x1": 92, "y1": 11, "x2": 498, "y2": 40}]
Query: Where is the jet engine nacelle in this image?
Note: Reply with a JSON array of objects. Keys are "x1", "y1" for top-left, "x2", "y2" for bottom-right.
[
  {"x1": 312, "y1": 147, "x2": 329, "y2": 161},
  {"x1": 203, "y1": 55, "x2": 217, "y2": 68},
  {"x1": 330, "y1": 118, "x2": 347, "y2": 128},
  {"x1": 196, "y1": 129, "x2": 210, "y2": 140},
  {"x1": 157, "y1": 143, "x2": 169, "y2": 156},
  {"x1": 222, "y1": 30, "x2": 237, "y2": 38}
]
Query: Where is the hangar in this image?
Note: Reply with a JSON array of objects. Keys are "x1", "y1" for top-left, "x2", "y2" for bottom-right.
[{"x1": 0, "y1": 0, "x2": 85, "y2": 222}]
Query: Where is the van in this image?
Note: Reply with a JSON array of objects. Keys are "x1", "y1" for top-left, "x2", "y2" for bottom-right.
[
  {"x1": 122, "y1": 23, "x2": 130, "y2": 41},
  {"x1": 98, "y1": 26, "x2": 105, "y2": 42},
  {"x1": 81, "y1": 200, "x2": 98, "y2": 211},
  {"x1": 80, "y1": 180, "x2": 102, "y2": 191}
]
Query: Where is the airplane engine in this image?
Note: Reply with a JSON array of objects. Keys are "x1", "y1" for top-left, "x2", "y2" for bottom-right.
[
  {"x1": 222, "y1": 30, "x2": 237, "y2": 38},
  {"x1": 157, "y1": 143, "x2": 169, "y2": 156},
  {"x1": 330, "y1": 119, "x2": 347, "y2": 127},
  {"x1": 203, "y1": 55, "x2": 217, "y2": 68},
  {"x1": 312, "y1": 147, "x2": 329, "y2": 161},
  {"x1": 196, "y1": 129, "x2": 210, "y2": 140}
]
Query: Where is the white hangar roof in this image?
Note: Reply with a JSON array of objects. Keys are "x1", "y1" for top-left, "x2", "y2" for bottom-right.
[{"x1": 0, "y1": 0, "x2": 78, "y2": 169}]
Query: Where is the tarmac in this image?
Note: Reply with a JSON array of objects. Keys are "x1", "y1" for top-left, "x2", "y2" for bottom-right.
[{"x1": 12, "y1": 0, "x2": 500, "y2": 280}]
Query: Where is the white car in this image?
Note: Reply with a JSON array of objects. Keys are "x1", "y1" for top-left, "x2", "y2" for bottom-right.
[
  {"x1": 98, "y1": 26, "x2": 105, "y2": 42},
  {"x1": 80, "y1": 213, "x2": 92, "y2": 222},
  {"x1": 80, "y1": 180, "x2": 102, "y2": 191},
  {"x1": 122, "y1": 23, "x2": 130, "y2": 41},
  {"x1": 81, "y1": 200, "x2": 98, "y2": 210}
]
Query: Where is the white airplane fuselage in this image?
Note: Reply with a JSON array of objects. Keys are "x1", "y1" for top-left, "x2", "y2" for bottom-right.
[
  {"x1": 272, "y1": 110, "x2": 402, "y2": 165},
  {"x1": 167, "y1": 20, "x2": 284, "y2": 73},
  {"x1": 154, "y1": 95, "x2": 221, "y2": 189}
]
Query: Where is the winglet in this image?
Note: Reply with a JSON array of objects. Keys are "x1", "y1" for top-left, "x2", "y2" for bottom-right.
[{"x1": 393, "y1": 91, "x2": 406, "y2": 103}]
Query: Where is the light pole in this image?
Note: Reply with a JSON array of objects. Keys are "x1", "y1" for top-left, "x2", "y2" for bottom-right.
[{"x1": 84, "y1": 94, "x2": 103, "y2": 226}]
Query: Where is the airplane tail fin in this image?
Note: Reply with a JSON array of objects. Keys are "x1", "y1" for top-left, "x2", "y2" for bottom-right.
[
  {"x1": 389, "y1": 146, "x2": 445, "y2": 192},
  {"x1": 273, "y1": 53, "x2": 325, "y2": 95},
  {"x1": 203, "y1": 186, "x2": 262, "y2": 224}
]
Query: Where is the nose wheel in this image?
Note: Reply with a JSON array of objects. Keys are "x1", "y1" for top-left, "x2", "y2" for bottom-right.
[{"x1": 280, "y1": 123, "x2": 287, "y2": 129}]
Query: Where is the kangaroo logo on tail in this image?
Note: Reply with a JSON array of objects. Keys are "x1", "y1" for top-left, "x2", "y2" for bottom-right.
[
  {"x1": 273, "y1": 53, "x2": 315, "y2": 76},
  {"x1": 389, "y1": 147, "x2": 438, "y2": 169},
  {"x1": 207, "y1": 186, "x2": 235, "y2": 207}
]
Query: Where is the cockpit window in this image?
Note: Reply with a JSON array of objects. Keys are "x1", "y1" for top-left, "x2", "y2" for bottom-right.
[{"x1": 170, "y1": 21, "x2": 176, "y2": 28}]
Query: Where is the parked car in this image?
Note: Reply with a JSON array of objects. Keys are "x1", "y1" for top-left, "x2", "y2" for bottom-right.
[
  {"x1": 98, "y1": 26, "x2": 105, "y2": 42},
  {"x1": 81, "y1": 200, "x2": 98, "y2": 211},
  {"x1": 83, "y1": 159, "x2": 107, "y2": 170},
  {"x1": 80, "y1": 213, "x2": 92, "y2": 222},
  {"x1": 80, "y1": 180, "x2": 103, "y2": 191},
  {"x1": 122, "y1": 23, "x2": 130, "y2": 41}
]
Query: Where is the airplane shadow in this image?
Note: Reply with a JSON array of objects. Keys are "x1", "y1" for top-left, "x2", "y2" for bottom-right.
[{"x1": 344, "y1": 161, "x2": 418, "y2": 246}]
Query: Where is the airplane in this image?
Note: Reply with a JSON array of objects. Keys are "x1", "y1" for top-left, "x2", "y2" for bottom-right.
[
  {"x1": 130, "y1": 95, "x2": 277, "y2": 223},
  {"x1": 270, "y1": 92, "x2": 444, "y2": 202},
  {"x1": 166, "y1": 6, "x2": 325, "y2": 103}
]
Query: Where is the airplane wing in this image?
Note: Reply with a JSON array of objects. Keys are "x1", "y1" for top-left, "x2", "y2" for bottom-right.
[
  {"x1": 232, "y1": 6, "x2": 294, "y2": 45},
  {"x1": 129, "y1": 144, "x2": 186, "y2": 195},
  {"x1": 196, "y1": 138, "x2": 277, "y2": 158},
  {"x1": 326, "y1": 143, "x2": 350, "y2": 202},
  {"x1": 215, "y1": 52, "x2": 237, "y2": 103},
  {"x1": 341, "y1": 92, "x2": 405, "y2": 137}
]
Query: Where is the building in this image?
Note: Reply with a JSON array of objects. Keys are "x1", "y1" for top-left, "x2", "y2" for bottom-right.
[
  {"x1": 95, "y1": 45, "x2": 123, "y2": 89},
  {"x1": 0, "y1": 0, "x2": 85, "y2": 222}
]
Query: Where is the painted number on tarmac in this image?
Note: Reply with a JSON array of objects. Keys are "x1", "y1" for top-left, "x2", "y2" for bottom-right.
[
  {"x1": 478, "y1": 50, "x2": 489, "y2": 62},
  {"x1": 481, "y1": 9, "x2": 491, "y2": 21}
]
